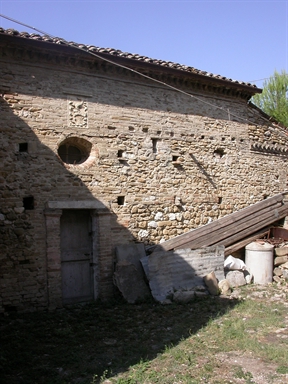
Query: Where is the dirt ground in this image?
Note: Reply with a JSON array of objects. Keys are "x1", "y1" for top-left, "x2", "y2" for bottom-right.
[
  {"x1": 213, "y1": 284, "x2": 288, "y2": 384},
  {"x1": 1, "y1": 283, "x2": 288, "y2": 384}
]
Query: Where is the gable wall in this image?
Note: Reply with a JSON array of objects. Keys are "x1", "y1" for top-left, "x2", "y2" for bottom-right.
[{"x1": 1, "y1": 55, "x2": 287, "y2": 312}]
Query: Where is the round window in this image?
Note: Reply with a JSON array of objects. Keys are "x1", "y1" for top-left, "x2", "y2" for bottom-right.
[{"x1": 57, "y1": 137, "x2": 92, "y2": 165}]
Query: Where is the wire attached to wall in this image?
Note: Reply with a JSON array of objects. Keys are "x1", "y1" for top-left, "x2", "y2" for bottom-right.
[{"x1": 0, "y1": 13, "x2": 287, "y2": 137}]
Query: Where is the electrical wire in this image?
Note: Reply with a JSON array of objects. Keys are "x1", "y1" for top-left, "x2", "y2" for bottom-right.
[
  {"x1": 0, "y1": 14, "x2": 55, "y2": 38},
  {"x1": 0, "y1": 13, "x2": 287, "y2": 137},
  {"x1": 1, "y1": 15, "x2": 239, "y2": 122},
  {"x1": 247, "y1": 77, "x2": 269, "y2": 83}
]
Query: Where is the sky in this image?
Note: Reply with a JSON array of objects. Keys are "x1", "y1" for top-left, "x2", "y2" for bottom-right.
[{"x1": 0, "y1": 0, "x2": 287, "y2": 89}]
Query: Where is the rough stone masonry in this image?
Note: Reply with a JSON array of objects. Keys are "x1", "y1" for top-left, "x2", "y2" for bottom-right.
[{"x1": 0, "y1": 29, "x2": 288, "y2": 313}]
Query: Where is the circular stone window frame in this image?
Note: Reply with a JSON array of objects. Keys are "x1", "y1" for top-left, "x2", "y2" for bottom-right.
[{"x1": 57, "y1": 136, "x2": 96, "y2": 168}]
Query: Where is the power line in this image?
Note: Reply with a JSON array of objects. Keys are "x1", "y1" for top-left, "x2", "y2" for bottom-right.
[
  {"x1": 1, "y1": 14, "x2": 241, "y2": 122},
  {"x1": 247, "y1": 78, "x2": 269, "y2": 83},
  {"x1": 0, "y1": 14, "x2": 55, "y2": 37},
  {"x1": 0, "y1": 13, "x2": 287, "y2": 137}
]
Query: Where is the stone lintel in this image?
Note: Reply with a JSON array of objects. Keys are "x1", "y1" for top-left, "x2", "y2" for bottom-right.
[{"x1": 46, "y1": 200, "x2": 108, "y2": 210}]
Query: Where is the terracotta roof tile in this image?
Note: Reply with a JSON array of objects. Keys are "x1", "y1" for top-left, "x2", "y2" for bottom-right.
[{"x1": 0, "y1": 28, "x2": 258, "y2": 89}]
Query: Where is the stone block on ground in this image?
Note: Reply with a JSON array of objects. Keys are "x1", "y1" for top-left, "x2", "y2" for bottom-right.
[
  {"x1": 115, "y1": 243, "x2": 146, "y2": 277},
  {"x1": 218, "y1": 279, "x2": 232, "y2": 295},
  {"x1": 273, "y1": 267, "x2": 283, "y2": 276},
  {"x1": 147, "y1": 246, "x2": 224, "y2": 302},
  {"x1": 274, "y1": 255, "x2": 288, "y2": 266},
  {"x1": 225, "y1": 270, "x2": 247, "y2": 288},
  {"x1": 282, "y1": 269, "x2": 288, "y2": 281},
  {"x1": 113, "y1": 261, "x2": 151, "y2": 303},
  {"x1": 274, "y1": 247, "x2": 288, "y2": 257},
  {"x1": 273, "y1": 275, "x2": 282, "y2": 283},
  {"x1": 203, "y1": 271, "x2": 219, "y2": 295},
  {"x1": 114, "y1": 243, "x2": 150, "y2": 302}
]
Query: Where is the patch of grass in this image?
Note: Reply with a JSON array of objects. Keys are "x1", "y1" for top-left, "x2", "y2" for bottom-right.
[
  {"x1": 1, "y1": 284, "x2": 288, "y2": 384},
  {"x1": 276, "y1": 365, "x2": 288, "y2": 374},
  {"x1": 234, "y1": 367, "x2": 255, "y2": 383}
]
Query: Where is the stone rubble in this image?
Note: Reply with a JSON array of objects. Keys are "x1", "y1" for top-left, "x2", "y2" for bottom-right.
[
  {"x1": 114, "y1": 241, "x2": 288, "y2": 304},
  {"x1": 203, "y1": 271, "x2": 220, "y2": 295},
  {"x1": 273, "y1": 243, "x2": 288, "y2": 284},
  {"x1": 218, "y1": 279, "x2": 232, "y2": 295},
  {"x1": 225, "y1": 270, "x2": 248, "y2": 288}
]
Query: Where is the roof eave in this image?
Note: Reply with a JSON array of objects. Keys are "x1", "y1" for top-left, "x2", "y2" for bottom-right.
[{"x1": 0, "y1": 32, "x2": 262, "y2": 96}]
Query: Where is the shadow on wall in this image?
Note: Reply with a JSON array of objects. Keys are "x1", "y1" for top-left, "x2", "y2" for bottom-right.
[
  {"x1": 0, "y1": 95, "x2": 223, "y2": 311},
  {"x1": 0, "y1": 97, "x2": 137, "y2": 312},
  {"x1": 0, "y1": 100, "x2": 243, "y2": 384}
]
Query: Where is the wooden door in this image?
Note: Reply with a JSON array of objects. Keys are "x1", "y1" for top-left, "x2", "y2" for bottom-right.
[{"x1": 60, "y1": 210, "x2": 93, "y2": 304}]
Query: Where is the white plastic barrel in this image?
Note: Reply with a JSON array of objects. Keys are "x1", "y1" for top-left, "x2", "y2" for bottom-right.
[{"x1": 245, "y1": 242, "x2": 274, "y2": 285}]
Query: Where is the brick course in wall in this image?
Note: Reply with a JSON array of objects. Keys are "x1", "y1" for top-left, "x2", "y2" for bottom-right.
[{"x1": 1, "y1": 33, "x2": 288, "y2": 312}]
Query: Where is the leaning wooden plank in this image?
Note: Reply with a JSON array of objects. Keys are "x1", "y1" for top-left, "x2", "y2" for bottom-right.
[
  {"x1": 217, "y1": 204, "x2": 288, "y2": 248},
  {"x1": 175, "y1": 201, "x2": 283, "y2": 250},
  {"x1": 181, "y1": 201, "x2": 283, "y2": 249},
  {"x1": 210, "y1": 203, "x2": 281, "y2": 240},
  {"x1": 224, "y1": 227, "x2": 271, "y2": 256},
  {"x1": 154, "y1": 194, "x2": 284, "y2": 252},
  {"x1": 211, "y1": 204, "x2": 288, "y2": 249},
  {"x1": 152, "y1": 193, "x2": 285, "y2": 252}
]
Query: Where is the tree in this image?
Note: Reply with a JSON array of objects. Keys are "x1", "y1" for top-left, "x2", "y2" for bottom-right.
[{"x1": 252, "y1": 70, "x2": 288, "y2": 127}]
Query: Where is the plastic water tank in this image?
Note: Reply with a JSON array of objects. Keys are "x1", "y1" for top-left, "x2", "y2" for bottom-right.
[{"x1": 245, "y1": 242, "x2": 274, "y2": 285}]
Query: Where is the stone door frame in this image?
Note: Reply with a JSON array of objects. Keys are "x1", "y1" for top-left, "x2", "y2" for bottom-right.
[{"x1": 45, "y1": 201, "x2": 112, "y2": 310}]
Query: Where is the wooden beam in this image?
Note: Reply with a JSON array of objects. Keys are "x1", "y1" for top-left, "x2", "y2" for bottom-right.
[
  {"x1": 211, "y1": 204, "x2": 288, "y2": 248},
  {"x1": 177, "y1": 202, "x2": 283, "y2": 250},
  {"x1": 224, "y1": 227, "x2": 271, "y2": 256},
  {"x1": 152, "y1": 193, "x2": 288, "y2": 254}
]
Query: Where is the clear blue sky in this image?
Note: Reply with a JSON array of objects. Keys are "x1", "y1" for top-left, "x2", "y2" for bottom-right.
[{"x1": 0, "y1": 0, "x2": 287, "y2": 89}]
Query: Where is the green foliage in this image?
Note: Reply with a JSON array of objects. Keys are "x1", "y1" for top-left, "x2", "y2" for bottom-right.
[{"x1": 252, "y1": 70, "x2": 288, "y2": 127}]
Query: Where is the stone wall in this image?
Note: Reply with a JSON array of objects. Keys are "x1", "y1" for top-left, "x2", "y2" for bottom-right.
[{"x1": 1, "y1": 52, "x2": 288, "y2": 312}]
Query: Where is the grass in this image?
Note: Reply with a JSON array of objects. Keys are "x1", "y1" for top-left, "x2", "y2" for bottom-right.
[
  {"x1": 1, "y1": 284, "x2": 288, "y2": 383},
  {"x1": 234, "y1": 367, "x2": 254, "y2": 383}
]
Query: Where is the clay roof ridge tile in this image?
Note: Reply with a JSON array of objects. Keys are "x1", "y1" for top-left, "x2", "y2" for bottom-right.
[{"x1": 1, "y1": 28, "x2": 258, "y2": 89}]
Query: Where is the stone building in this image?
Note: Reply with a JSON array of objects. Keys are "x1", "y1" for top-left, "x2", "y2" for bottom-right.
[{"x1": 1, "y1": 28, "x2": 288, "y2": 313}]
